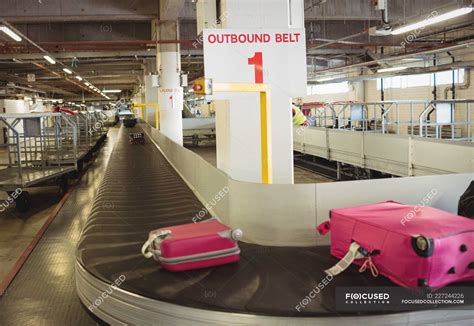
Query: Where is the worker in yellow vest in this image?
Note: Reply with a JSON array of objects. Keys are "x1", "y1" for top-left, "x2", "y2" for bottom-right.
[{"x1": 292, "y1": 105, "x2": 308, "y2": 126}]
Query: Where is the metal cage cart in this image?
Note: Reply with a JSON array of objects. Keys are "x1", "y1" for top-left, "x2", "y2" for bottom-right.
[
  {"x1": 65, "y1": 111, "x2": 94, "y2": 172},
  {"x1": 0, "y1": 112, "x2": 77, "y2": 212},
  {"x1": 91, "y1": 110, "x2": 109, "y2": 147}
]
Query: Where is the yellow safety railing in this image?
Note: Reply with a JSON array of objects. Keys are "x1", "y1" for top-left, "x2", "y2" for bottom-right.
[
  {"x1": 133, "y1": 103, "x2": 159, "y2": 129},
  {"x1": 196, "y1": 82, "x2": 272, "y2": 184}
]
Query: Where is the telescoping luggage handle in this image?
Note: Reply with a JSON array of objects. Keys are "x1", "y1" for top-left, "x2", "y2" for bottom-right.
[{"x1": 141, "y1": 230, "x2": 172, "y2": 259}]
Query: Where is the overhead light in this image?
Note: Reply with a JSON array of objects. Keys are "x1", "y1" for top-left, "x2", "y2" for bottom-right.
[
  {"x1": 63, "y1": 68, "x2": 73, "y2": 74},
  {"x1": 0, "y1": 26, "x2": 22, "y2": 42},
  {"x1": 103, "y1": 90, "x2": 122, "y2": 93},
  {"x1": 75, "y1": 76, "x2": 83, "y2": 81},
  {"x1": 316, "y1": 77, "x2": 336, "y2": 82},
  {"x1": 392, "y1": 7, "x2": 473, "y2": 35},
  {"x1": 377, "y1": 66, "x2": 409, "y2": 73},
  {"x1": 12, "y1": 58, "x2": 24, "y2": 64},
  {"x1": 43, "y1": 55, "x2": 56, "y2": 64},
  {"x1": 85, "y1": 82, "x2": 91, "y2": 86},
  {"x1": 402, "y1": 58, "x2": 424, "y2": 62}
]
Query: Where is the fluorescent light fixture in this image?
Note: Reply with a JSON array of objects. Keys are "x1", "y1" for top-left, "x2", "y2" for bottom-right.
[
  {"x1": 316, "y1": 77, "x2": 336, "y2": 82},
  {"x1": 0, "y1": 26, "x2": 22, "y2": 42},
  {"x1": 43, "y1": 55, "x2": 56, "y2": 64},
  {"x1": 12, "y1": 58, "x2": 24, "y2": 64},
  {"x1": 63, "y1": 68, "x2": 73, "y2": 74},
  {"x1": 103, "y1": 90, "x2": 122, "y2": 93},
  {"x1": 402, "y1": 58, "x2": 424, "y2": 62},
  {"x1": 75, "y1": 76, "x2": 83, "y2": 81},
  {"x1": 392, "y1": 7, "x2": 473, "y2": 35},
  {"x1": 85, "y1": 82, "x2": 91, "y2": 86},
  {"x1": 377, "y1": 66, "x2": 409, "y2": 73}
]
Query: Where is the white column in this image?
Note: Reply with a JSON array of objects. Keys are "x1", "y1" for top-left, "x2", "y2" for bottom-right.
[
  {"x1": 143, "y1": 58, "x2": 159, "y2": 126},
  {"x1": 144, "y1": 75, "x2": 158, "y2": 125},
  {"x1": 156, "y1": 20, "x2": 183, "y2": 146},
  {"x1": 214, "y1": 0, "x2": 305, "y2": 184}
]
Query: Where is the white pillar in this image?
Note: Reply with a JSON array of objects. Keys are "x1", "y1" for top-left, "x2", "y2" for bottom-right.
[
  {"x1": 144, "y1": 75, "x2": 158, "y2": 125},
  {"x1": 156, "y1": 20, "x2": 183, "y2": 145},
  {"x1": 143, "y1": 58, "x2": 159, "y2": 126},
  {"x1": 214, "y1": 0, "x2": 305, "y2": 184}
]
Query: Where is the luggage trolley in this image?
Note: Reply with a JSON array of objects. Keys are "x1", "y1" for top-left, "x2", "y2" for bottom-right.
[
  {"x1": 42, "y1": 110, "x2": 80, "y2": 165},
  {"x1": 0, "y1": 112, "x2": 77, "y2": 212},
  {"x1": 88, "y1": 110, "x2": 102, "y2": 144},
  {"x1": 91, "y1": 110, "x2": 109, "y2": 149}
]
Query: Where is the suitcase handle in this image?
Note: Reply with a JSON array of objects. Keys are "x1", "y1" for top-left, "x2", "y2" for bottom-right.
[
  {"x1": 317, "y1": 221, "x2": 331, "y2": 235},
  {"x1": 325, "y1": 242, "x2": 379, "y2": 278},
  {"x1": 141, "y1": 230, "x2": 172, "y2": 259}
]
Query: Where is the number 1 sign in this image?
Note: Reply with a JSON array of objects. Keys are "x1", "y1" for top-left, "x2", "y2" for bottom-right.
[{"x1": 203, "y1": 29, "x2": 307, "y2": 99}]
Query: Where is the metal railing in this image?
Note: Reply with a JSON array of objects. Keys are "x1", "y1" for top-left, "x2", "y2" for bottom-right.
[
  {"x1": 0, "y1": 112, "x2": 78, "y2": 182},
  {"x1": 302, "y1": 99, "x2": 473, "y2": 141}
]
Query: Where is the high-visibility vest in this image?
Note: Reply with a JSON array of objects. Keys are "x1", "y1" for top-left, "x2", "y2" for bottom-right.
[{"x1": 292, "y1": 106, "x2": 307, "y2": 126}]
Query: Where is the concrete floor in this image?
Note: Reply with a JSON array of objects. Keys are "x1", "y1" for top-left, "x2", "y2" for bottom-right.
[
  {"x1": 185, "y1": 144, "x2": 331, "y2": 184},
  {"x1": 0, "y1": 129, "x2": 117, "y2": 325},
  {"x1": 0, "y1": 187, "x2": 59, "y2": 282}
]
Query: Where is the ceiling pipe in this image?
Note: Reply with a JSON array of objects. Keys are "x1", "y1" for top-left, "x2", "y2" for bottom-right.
[
  {"x1": 4, "y1": 83, "x2": 46, "y2": 94},
  {"x1": 309, "y1": 41, "x2": 474, "y2": 78},
  {"x1": 0, "y1": 19, "x2": 108, "y2": 98},
  {"x1": 308, "y1": 60, "x2": 474, "y2": 84},
  {"x1": 444, "y1": 69, "x2": 471, "y2": 99},
  {"x1": 308, "y1": 29, "x2": 370, "y2": 50}
]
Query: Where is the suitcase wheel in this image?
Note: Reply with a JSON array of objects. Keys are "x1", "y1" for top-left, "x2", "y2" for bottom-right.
[
  {"x1": 418, "y1": 279, "x2": 429, "y2": 287},
  {"x1": 411, "y1": 235, "x2": 434, "y2": 257},
  {"x1": 460, "y1": 244, "x2": 468, "y2": 252},
  {"x1": 231, "y1": 229, "x2": 243, "y2": 241}
]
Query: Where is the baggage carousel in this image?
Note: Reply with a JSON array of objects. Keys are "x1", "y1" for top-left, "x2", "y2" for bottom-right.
[{"x1": 76, "y1": 125, "x2": 474, "y2": 325}]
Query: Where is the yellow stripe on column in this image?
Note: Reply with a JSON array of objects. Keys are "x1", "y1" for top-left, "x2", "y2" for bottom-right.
[
  {"x1": 260, "y1": 90, "x2": 272, "y2": 184},
  {"x1": 197, "y1": 81, "x2": 273, "y2": 184},
  {"x1": 155, "y1": 107, "x2": 160, "y2": 129}
]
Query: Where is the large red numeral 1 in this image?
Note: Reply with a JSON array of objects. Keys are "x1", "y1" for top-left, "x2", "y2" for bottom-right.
[{"x1": 248, "y1": 52, "x2": 263, "y2": 84}]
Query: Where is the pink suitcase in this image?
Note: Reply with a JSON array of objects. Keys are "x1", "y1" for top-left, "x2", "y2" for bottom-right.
[
  {"x1": 141, "y1": 218, "x2": 242, "y2": 272},
  {"x1": 318, "y1": 201, "x2": 474, "y2": 288}
]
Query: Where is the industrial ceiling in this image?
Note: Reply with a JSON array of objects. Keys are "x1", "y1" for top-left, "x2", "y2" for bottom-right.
[{"x1": 0, "y1": 0, "x2": 472, "y2": 102}]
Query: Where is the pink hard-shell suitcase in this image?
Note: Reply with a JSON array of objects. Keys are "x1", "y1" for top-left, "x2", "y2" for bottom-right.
[
  {"x1": 141, "y1": 218, "x2": 242, "y2": 272},
  {"x1": 318, "y1": 201, "x2": 474, "y2": 288}
]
